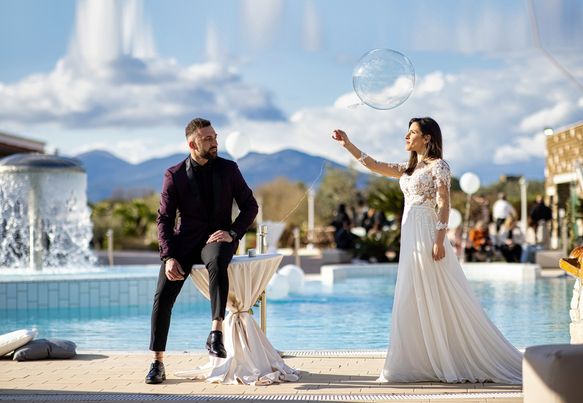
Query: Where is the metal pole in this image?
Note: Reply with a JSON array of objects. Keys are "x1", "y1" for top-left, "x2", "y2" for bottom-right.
[
  {"x1": 106, "y1": 229, "x2": 114, "y2": 266},
  {"x1": 307, "y1": 189, "x2": 315, "y2": 249},
  {"x1": 519, "y1": 177, "x2": 528, "y2": 234},
  {"x1": 460, "y1": 193, "x2": 472, "y2": 263},
  {"x1": 559, "y1": 208, "x2": 567, "y2": 257},
  {"x1": 293, "y1": 227, "x2": 301, "y2": 267}
]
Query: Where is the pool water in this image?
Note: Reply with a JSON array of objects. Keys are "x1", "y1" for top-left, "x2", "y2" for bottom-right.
[{"x1": 1, "y1": 272, "x2": 574, "y2": 351}]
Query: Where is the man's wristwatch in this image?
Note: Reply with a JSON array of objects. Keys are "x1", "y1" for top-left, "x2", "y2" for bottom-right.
[
  {"x1": 228, "y1": 230, "x2": 238, "y2": 242},
  {"x1": 162, "y1": 256, "x2": 173, "y2": 263}
]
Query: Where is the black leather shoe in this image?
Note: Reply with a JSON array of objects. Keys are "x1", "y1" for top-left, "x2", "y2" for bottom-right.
[
  {"x1": 145, "y1": 360, "x2": 166, "y2": 384},
  {"x1": 206, "y1": 330, "x2": 227, "y2": 358}
]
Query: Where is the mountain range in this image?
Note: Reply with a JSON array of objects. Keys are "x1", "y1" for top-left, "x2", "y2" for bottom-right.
[
  {"x1": 74, "y1": 148, "x2": 545, "y2": 202},
  {"x1": 74, "y1": 149, "x2": 367, "y2": 202}
]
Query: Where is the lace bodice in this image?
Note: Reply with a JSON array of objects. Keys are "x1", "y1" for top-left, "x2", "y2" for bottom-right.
[
  {"x1": 396, "y1": 159, "x2": 451, "y2": 231},
  {"x1": 399, "y1": 159, "x2": 451, "y2": 208}
]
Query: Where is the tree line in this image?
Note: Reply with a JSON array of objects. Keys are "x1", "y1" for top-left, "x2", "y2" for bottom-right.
[{"x1": 89, "y1": 164, "x2": 549, "y2": 253}]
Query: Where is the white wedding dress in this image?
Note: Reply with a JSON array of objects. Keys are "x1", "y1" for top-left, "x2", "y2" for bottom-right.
[{"x1": 378, "y1": 159, "x2": 522, "y2": 384}]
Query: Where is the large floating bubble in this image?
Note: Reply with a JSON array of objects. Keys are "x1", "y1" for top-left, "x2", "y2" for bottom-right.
[{"x1": 352, "y1": 48, "x2": 415, "y2": 110}]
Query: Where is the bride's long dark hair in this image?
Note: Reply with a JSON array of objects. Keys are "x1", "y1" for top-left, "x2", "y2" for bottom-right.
[{"x1": 404, "y1": 117, "x2": 443, "y2": 176}]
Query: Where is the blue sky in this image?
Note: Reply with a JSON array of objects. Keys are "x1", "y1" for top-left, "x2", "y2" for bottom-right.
[{"x1": 1, "y1": 0, "x2": 582, "y2": 183}]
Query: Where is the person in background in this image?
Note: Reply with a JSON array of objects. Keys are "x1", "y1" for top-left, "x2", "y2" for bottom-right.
[
  {"x1": 492, "y1": 193, "x2": 516, "y2": 235},
  {"x1": 464, "y1": 220, "x2": 493, "y2": 262},
  {"x1": 498, "y1": 216, "x2": 524, "y2": 263},
  {"x1": 361, "y1": 207, "x2": 387, "y2": 236},
  {"x1": 529, "y1": 194, "x2": 552, "y2": 245},
  {"x1": 330, "y1": 203, "x2": 355, "y2": 250}
]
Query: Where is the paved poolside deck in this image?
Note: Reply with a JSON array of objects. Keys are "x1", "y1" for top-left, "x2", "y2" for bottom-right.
[{"x1": 1, "y1": 351, "x2": 523, "y2": 403}]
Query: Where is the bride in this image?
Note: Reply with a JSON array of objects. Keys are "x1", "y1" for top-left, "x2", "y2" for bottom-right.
[{"x1": 332, "y1": 117, "x2": 522, "y2": 384}]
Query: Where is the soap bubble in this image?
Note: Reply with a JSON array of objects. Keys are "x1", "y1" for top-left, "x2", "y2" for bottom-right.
[{"x1": 352, "y1": 48, "x2": 415, "y2": 110}]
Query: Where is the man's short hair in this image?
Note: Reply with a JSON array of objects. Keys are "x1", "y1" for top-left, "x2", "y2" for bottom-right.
[{"x1": 185, "y1": 118, "x2": 211, "y2": 138}]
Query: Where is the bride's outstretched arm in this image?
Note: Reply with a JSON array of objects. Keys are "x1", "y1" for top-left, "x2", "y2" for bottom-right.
[
  {"x1": 331, "y1": 129, "x2": 404, "y2": 178},
  {"x1": 433, "y1": 161, "x2": 451, "y2": 260}
]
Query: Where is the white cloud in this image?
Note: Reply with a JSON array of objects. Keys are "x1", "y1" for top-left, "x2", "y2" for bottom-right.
[
  {"x1": 19, "y1": 49, "x2": 580, "y2": 183},
  {"x1": 3, "y1": 0, "x2": 583, "y2": 185},
  {"x1": 518, "y1": 101, "x2": 574, "y2": 133},
  {"x1": 414, "y1": 72, "x2": 445, "y2": 95},
  {"x1": 73, "y1": 138, "x2": 186, "y2": 164},
  {"x1": 0, "y1": 0, "x2": 283, "y2": 130},
  {"x1": 216, "y1": 51, "x2": 583, "y2": 180},
  {"x1": 493, "y1": 133, "x2": 546, "y2": 165},
  {"x1": 16, "y1": 49, "x2": 578, "y2": 186}
]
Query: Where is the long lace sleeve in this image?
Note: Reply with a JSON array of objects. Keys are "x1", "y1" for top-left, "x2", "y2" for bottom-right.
[
  {"x1": 358, "y1": 153, "x2": 406, "y2": 178},
  {"x1": 385, "y1": 162, "x2": 407, "y2": 174},
  {"x1": 433, "y1": 160, "x2": 451, "y2": 231}
]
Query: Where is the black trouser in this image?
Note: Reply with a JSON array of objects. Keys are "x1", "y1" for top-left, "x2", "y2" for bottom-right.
[{"x1": 149, "y1": 241, "x2": 235, "y2": 352}]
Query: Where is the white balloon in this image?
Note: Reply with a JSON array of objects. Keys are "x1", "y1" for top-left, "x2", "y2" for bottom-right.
[
  {"x1": 266, "y1": 272, "x2": 289, "y2": 300},
  {"x1": 460, "y1": 172, "x2": 480, "y2": 195},
  {"x1": 448, "y1": 208, "x2": 462, "y2": 229},
  {"x1": 225, "y1": 131, "x2": 251, "y2": 160},
  {"x1": 278, "y1": 264, "x2": 305, "y2": 293}
]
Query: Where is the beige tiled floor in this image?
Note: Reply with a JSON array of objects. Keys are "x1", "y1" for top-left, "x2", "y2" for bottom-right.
[{"x1": 0, "y1": 351, "x2": 523, "y2": 402}]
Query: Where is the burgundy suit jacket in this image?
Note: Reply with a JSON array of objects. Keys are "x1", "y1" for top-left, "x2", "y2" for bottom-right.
[{"x1": 156, "y1": 156, "x2": 258, "y2": 261}]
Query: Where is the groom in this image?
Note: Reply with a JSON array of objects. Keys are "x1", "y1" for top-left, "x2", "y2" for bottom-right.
[{"x1": 145, "y1": 118, "x2": 258, "y2": 384}]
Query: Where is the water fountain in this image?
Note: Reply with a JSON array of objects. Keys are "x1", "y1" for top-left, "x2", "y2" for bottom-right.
[
  {"x1": 0, "y1": 153, "x2": 199, "y2": 311},
  {"x1": 0, "y1": 153, "x2": 96, "y2": 272}
]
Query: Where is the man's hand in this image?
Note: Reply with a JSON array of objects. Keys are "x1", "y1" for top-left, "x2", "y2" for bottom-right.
[
  {"x1": 165, "y1": 258, "x2": 185, "y2": 281},
  {"x1": 432, "y1": 242, "x2": 445, "y2": 261},
  {"x1": 206, "y1": 230, "x2": 233, "y2": 244}
]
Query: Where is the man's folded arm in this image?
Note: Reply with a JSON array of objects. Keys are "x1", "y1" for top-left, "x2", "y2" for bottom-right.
[{"x1": 230, "y1": 164, "x2": 258, "y2": 239}]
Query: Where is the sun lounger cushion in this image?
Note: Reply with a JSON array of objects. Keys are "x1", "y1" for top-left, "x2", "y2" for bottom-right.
[
  {"x1": 523, "y1": 344, "x2": 583, "y2": 403},
  {"x1": 12, "y1": 338, "x2": 77, "y2": 361},
  {"x1": 0, "y1": 329, "x2": 37, "y2": 356}
]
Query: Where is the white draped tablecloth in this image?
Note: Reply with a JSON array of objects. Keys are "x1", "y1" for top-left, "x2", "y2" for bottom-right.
[{"x1": 174, "y1": 253, "x2": 299, "y2": 385}]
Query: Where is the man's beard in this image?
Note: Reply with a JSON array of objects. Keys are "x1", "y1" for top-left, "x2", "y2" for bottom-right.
[{"x1": 201, "y1": 148, "x2": 217, "y2": 160}]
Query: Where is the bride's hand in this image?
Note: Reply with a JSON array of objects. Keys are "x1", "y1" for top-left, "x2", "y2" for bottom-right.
[
  {"x1": 432, "y1": 242, "x2": 445, "y2": 261},
  {"x1": 332, "y1": 129, "x2": 349, "y2": 146}
]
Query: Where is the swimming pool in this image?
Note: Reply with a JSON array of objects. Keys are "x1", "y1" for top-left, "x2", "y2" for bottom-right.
[{"x1": 1, "y1": 270, "x2": 574, "y2": 351}]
